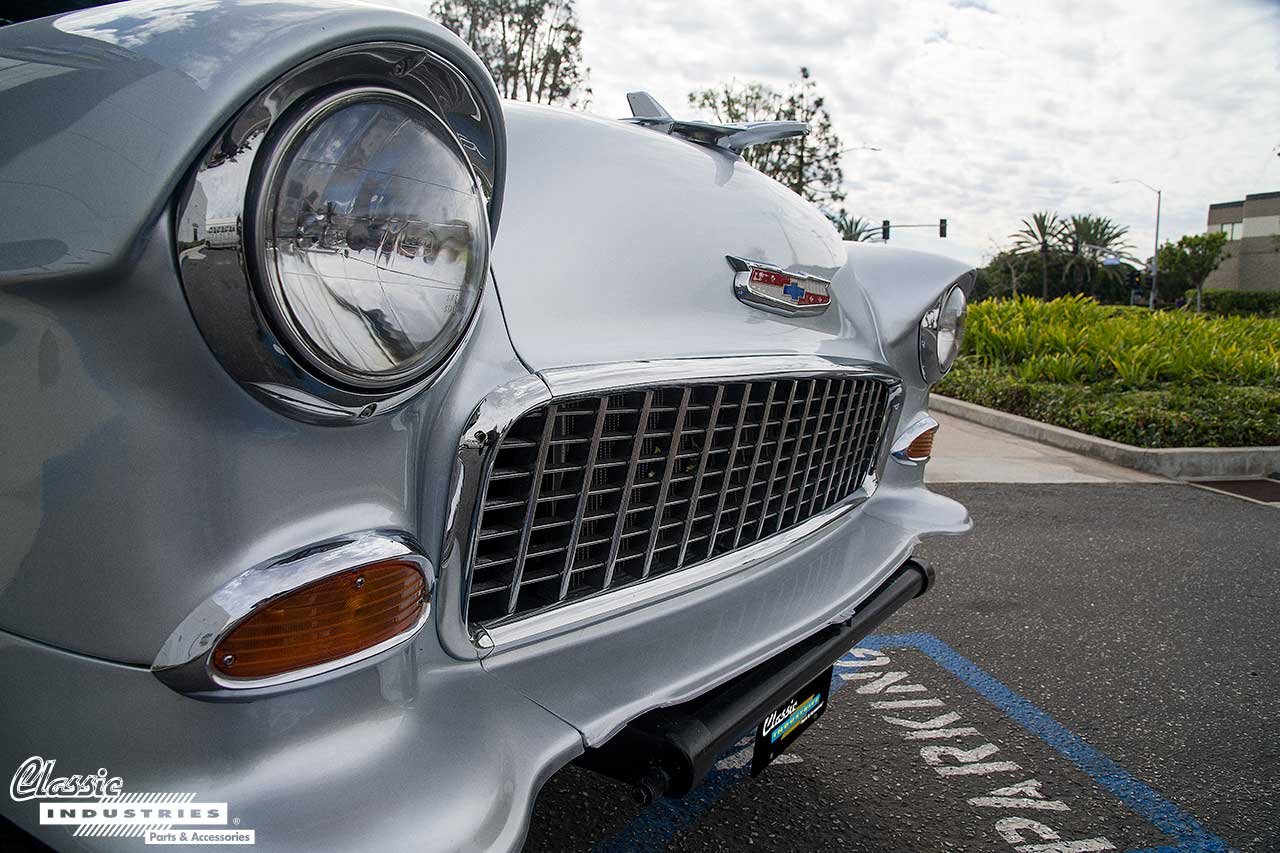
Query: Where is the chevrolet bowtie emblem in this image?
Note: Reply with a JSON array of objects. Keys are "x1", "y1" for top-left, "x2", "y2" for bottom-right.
[{"x1": 726, "y1": 256, "x2": 832, "y2": 317}]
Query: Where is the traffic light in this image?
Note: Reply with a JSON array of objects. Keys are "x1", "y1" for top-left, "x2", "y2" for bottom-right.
[
  {"x1": 1126, "y1": 267, "x2": 1141, "y2": 288},
  {"x1": 939, "y1": 218, "x2": 947, "y2": 238},
  {"x1": 881, "y1": 220, "x2": 891, "y2": 241}
]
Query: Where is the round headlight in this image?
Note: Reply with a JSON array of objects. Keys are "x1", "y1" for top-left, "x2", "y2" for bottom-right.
[
  {"x1": 253, "y1": 88, "x2": 489, "y2": 391},
  {"x1": 919, "y1": 283, "x2": 967, "y2": 383}
]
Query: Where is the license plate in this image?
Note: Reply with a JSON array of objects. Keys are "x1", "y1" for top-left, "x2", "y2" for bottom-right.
[{"x1": 750, "y1": 666, "x2": 833, "y2": 776}]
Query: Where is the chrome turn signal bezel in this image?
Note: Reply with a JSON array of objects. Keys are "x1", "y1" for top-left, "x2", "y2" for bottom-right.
[
  {"x1": 152, "y1": 531, "x2": 433, "y2": 701},
  {"x1": 891, "y1": 416, "x2": 939, "y2": 466}
]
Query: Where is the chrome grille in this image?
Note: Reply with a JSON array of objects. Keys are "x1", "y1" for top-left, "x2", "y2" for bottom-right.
[{"x1": 467, "y1": 376, "x2": 892, "y2": 627}]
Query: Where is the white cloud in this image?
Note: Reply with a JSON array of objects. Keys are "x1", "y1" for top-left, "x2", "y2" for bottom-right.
[{"x1": 576, "y1": 0, "x2": 1280, "y2": 266}]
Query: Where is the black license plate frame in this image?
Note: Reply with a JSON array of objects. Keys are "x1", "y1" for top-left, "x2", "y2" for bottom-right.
[{"x1": 750, "y1": 665, "x2": 833, "y2": 776}]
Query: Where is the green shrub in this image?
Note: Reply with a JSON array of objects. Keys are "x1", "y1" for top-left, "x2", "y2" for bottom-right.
[
  {"x1": 959, "y1": 295, "x2": 1280, "y2": 388},
  {"x1": 938, "y1": 366, "x2": 1280, "y2": 448},
  {"x1": 1185, "y1": 289, "x2": 1280, "y2": 317},
  {"x1": 937, "y1": 296, "x2": 1280, "y2": 447}
]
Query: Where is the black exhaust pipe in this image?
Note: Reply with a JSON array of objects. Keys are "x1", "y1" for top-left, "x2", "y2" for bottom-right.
[{"x1": 577, "y1": 559, "x2": 935, "y2": 800}]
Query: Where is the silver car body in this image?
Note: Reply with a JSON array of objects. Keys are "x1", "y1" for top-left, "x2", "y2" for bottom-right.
[{"x1": 0, "y1": 2, "x2": 972, "y2": 850}]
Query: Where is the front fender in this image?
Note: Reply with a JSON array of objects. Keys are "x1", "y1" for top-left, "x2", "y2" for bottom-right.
[
  {"x1": 834, "y1": 241, "x2": 975, "y2": 391},
  {"x1": 0, "y1": 0, "x2": 502, "y2": 284}
]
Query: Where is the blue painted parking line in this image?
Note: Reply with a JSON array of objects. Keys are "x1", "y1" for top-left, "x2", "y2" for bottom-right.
[
  {"x1": 593, "y1": 633, "x2": 1234, "y2": 853},
  {"x1": 861, "y1": 634, "x2": 1233, "y2": 853}
]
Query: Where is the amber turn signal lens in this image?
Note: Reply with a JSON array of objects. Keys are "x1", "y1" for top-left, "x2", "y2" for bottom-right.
[
  {"x1": 905, "y1": 426, "x2": 937, "y2": 461},
  {"x1": 212, "y1": 560, "x2": 426, "y2": 680}
]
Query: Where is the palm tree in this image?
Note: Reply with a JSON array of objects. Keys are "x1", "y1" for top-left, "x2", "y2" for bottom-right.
[
  {"x1": 1060, "y1": 215, "x2": 1134, "y2": 296},
  {"x1": 828, "y1": 211, "x2": 879, "y2": 242},
  {"x1": 1012, "y1": 212, "x2": 1064, "y2": 299}
]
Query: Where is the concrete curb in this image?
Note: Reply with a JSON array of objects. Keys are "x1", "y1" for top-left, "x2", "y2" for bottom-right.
[{"x1": 931, "y1": 395, "x2": 1280, "y2": 479}]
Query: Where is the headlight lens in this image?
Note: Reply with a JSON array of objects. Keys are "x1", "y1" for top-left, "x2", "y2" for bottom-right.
[
  {"x1": 919, "y1": 283, "x2": 967, "y2": 382},
  {"x1": 255, "y1": 89, "x2": 489, "y2": 390},
  {"x1": 936, "y1": 284, "x2": 968, "y2": 371}
]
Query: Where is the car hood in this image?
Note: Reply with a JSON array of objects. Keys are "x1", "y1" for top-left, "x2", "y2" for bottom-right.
[{"x1": 490, "y1": 102, "x2": 853, "y2": 372}]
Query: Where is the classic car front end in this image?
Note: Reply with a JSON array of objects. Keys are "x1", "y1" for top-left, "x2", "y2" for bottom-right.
[{"x1": 0, "y1": 2, "x2": 972, "y2": 850}]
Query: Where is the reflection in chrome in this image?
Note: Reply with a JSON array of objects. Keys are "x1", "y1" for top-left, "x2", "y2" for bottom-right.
[
  {"x1": 152, "y1": 531, "x2": 433, "y2": 699},
  {"x1": 175, "y1": 42, "x2": 502, "y2": 423},
  {"x1": 255, "y1": 88, "x2": 488, "y2": 389}
]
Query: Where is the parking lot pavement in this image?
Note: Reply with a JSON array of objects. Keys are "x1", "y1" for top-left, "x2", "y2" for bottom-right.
[{"x1": 525, "y1": 482, "x2": 1278, "y2": 853}]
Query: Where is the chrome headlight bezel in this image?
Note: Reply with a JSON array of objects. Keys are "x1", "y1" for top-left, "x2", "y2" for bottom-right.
[
  {"x1": 918, "y1": 278, "x2": 969, "y2": 384},
  {"x1": 176, "y1": 42, "x2": 504, "y2": 424},
  {"x1": 247, "y1": 85, "x2": 491, "y2": 393}
]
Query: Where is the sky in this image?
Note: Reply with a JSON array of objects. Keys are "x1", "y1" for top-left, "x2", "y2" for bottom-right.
[{"x1": 574, "y1": 0, "x2": 1280, "y2": 266}]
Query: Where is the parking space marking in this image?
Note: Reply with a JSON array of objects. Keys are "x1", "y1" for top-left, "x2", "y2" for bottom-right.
[
  {"x1": 840, "y1": 642, "x2": 1113, "y2": 850},
  {"x1": 593, "y1": 633, "x2": 1233, "y2": 853},
  {"x1": 864, "y1": 634, "x2": 1232, "y2": 853}
]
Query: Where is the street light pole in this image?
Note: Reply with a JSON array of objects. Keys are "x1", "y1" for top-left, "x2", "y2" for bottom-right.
[
  {"x1": 1112, "y1": 178, "x2": 1162, "y2": 309},
  {"x1": 1150, "y1": 189, "x2": 1162, "y2": 310}
]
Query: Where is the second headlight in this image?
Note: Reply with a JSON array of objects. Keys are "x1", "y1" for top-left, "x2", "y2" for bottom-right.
[
  {"x1": 919, "y1": 282, "x2": 968, "y2": 383},
  {"x1": 251, "y1": 87, "x2": 490, "y2": 391}
]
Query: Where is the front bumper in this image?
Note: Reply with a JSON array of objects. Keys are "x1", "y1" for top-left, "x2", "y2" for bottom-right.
[
  {"x1": 0, "y1": 631, "x2": 581, "y2": 853},
  {"x1": 578, "y1": 559, "x2": 934, "y2": 800},
  {"x1": 0, "y1": 479, "x2": 966, "y2": 853}
]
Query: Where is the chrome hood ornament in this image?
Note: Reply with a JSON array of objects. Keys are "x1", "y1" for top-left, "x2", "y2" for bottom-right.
[
  {"x1": 624, "y1": 91, "x2": 807, "y2": 154},
  {"x1": 726, "y1": 256, "x2": 832, "y2": 317}
]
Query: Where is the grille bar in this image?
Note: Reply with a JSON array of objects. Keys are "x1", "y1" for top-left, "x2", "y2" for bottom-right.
[
  {"x1": 793, "y1": 379, "x2": 833, "y2": 527},
  {"x1": 706, "y1": 384, "x2": 752, "y2": 562},
  {"x1": 823, "y1": 382, "x2": 858, "y2": 509},
  {"x1": 468, "y1": 374, "x2": 893, "y2": 628},
  {"x1": 754, "y1": 380, "x2": 800, "y2": 542},
  {"x1": 507, "y1": 403, "x2": 557, "y2": 615},
  {"x1": 677, "y1": 384, "x2": 725, "y2": 568},
  {"x1": 732, "y1": 381, "x2": 777, "y2": 549},
  {"x1": 603, "y1": 391, "x2": 655, "y2": 589},
  {"x1": 775, "y1": 381, "x2": 817, "y2": 534},
  {"x1": 558, "y1": 397, "x2": 608, "y2": 600},
  {"x1": 642, "y1": 387, "x2": 692, "y2": 579}
]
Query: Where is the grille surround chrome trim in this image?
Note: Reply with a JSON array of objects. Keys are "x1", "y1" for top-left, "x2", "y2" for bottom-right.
[{"x1": 439, "y1": 356, "x2": 903, "y2": 659}]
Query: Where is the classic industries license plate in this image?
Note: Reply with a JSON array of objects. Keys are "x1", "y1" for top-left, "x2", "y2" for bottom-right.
[{"x1": 750, "y1": 666, "x2": 833, "y2": 775}]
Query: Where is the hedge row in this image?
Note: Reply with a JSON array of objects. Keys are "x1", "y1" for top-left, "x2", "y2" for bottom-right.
[
  {"x1": 936, "y1": 296, "x2": 1280, "y2": 447},
  {"x1": 938, "y1": 367, "x2": 1280, "y2": 448},
  {"x1": 963, "y1": 295, "x2": 1280, "y2": 389},
  {"x1": 1185, "y1": 289, "x2": 1280, "y2": 317}
]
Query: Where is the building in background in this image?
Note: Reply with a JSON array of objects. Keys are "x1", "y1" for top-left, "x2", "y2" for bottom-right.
[{"x1": 1203, "y1": 191, "x2": 1280, "y2": 292}]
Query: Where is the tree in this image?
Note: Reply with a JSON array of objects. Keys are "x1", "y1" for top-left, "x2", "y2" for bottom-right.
[
  {"x1": 828, "y1": 212, "x2": 878, "y2": 242},
  {"x1": 1059, "y1": 215, "x2": 1134, "y2": 296},
  {"x1": 432, "y1": 0, "x2": 590, "y2": 107},
  {"x1": 1011, "y1": 212, "x2": 1065, "y2": 300},
  {"x1": 1156, "y1": 231, "x2": 1230, "y2": 310},
  {"x1": 985, "y1": 248, "x2": 1036, "y2": 298},
  {"x1": 689, "y1": 68, "x2": 845, "y2": 211},
  {"x1": 1007, "y1": 212, "x2": 1135, "y2": 301}
]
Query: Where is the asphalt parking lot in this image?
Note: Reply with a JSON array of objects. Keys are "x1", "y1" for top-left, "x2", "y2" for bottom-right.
[{"x1": 526, "y1": 482, "x2": 1279, "y2": 853}]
